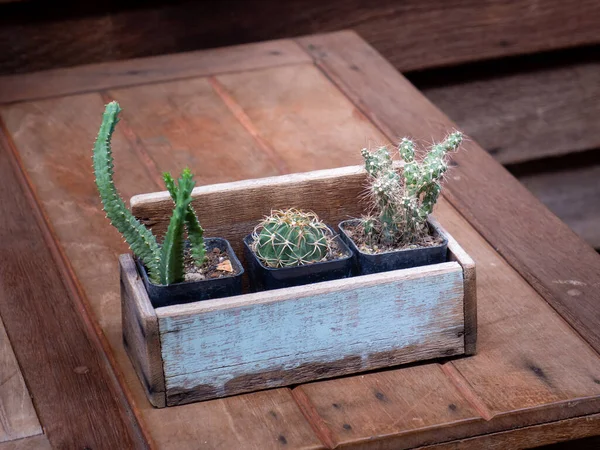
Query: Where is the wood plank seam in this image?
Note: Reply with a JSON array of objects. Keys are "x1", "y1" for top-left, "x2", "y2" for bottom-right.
[
  {"x1": 0, "y1": 119, "x2": 153, "y2": 449},
  {"x1": 440, "y1": 363, "x2": 494, "y2": 422},
  {"x1": 99, "y1": 91, "x2": 165, "y2": 190},
  {"x1": 291, "y1": 388, "x2": 336, "y2": 449},
  {"x1": 208, "y1": 76, "x2": 291, "y2": 174}
]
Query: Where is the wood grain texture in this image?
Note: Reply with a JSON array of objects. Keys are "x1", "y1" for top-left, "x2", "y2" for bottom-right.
[
  {"x1": 0, "y1": 39, "x2": 311, "y2": 104},
  {"x1": 215, "y1": 64, "x2": 388, "y2": 172},
  {"x1": 418, "y1": 413, "x2": 600, "y2": 450},
  {"x1": 121, "y1": 255, "x2": 165, "y2": 408},
  {"x1": 297, "y1": 30, "x2": 600, "y2": 354},
  {"x1": 107, "y1": 77, "x2": 282, "y2": 184},
  {"x1": 0, "y1": 435, "x2": 51, "y2": 450},
  {"x1": 417, "y1": 59, "x2": 600, "y2": 165},
  {"x1": 155, "y1": 262, "x2": 464, "y2": 405},
  {"x1": 0, "y1": 128, "x2": 144, "y2": 448},
  {"x1": 520, "y1": 164, "x2": 600, "y2": 249},
  {"x1": 0, "y1": 317, "x2": 41, "y2": 443},
  {"x1": 132, "y1": 165, "x2": 367, "y2": 258},
  {"x1": 294, "y1": 364, "x2": 483, "y2": 450},
  {"x1": 3, "y1": 0, "x2": 600, "y2": 75},
  {"x1": 430, "y1": 217, "x2": 477, "y2": 355}
]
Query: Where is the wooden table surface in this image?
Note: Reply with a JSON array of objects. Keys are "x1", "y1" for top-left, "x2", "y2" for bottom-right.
[{"x1": 1, "y1": 31, "x2": 600, "y2": 450}]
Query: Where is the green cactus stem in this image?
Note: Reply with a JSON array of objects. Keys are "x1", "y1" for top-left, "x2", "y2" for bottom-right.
[
  {"x1": 92, "y1": 101, "x2": 161, "y2": 282},
  {"x1": 252, "y1": 208, "x2": 331, "y2": 268},
  {"x1": 163, "y1": 172, "x2": 207, "y2": 268},
  {"x1": 360, "y1": 131, "x2": 463, "y2": 246},
  {"x1": 93, "y1": 101, "x2": 208, "y2": 285}
]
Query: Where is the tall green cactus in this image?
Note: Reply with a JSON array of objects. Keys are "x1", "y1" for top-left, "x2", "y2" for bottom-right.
[
  {"x1": 360, "y1": 132, "x2": 463, "y2": 245},
  {"x1": 93, "y1": 101, "x2": 207, "y2": 285},
  {"x1": 252, "y1": 209, "x2": 330, "y2": 268}
]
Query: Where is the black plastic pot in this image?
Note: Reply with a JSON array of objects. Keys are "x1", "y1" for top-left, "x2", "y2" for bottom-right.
[
  {"x1": 136, "y1": 237, "x2": 244, "y2": 308},
  {"x1": 242, "y1": 231, "x2": 353, "y2": 292},
  {"x1": 338, "y1": 219, "x2": 448, "y2": 275}
]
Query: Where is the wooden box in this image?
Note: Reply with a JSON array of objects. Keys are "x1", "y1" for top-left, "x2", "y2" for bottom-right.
[{"x1": 122, "y1": 165, "x2": 477, "y2": 408}]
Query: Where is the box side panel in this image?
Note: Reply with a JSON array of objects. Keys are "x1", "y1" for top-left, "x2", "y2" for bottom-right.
[
  {"x1": 120, "y1": 254, "x2": 166, "y2": 408},
  {"x1": 158, "y1": 263, "x2": 465, "y2": 405}
]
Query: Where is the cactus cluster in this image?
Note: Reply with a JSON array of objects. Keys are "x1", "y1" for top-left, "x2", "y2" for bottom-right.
[
  {"x1": 93, "y1": 101, "x2": 207, "y2": 285},
  {"x1": 251, "y1": 209, "x2": 331, "y2": 268},
  {"x1": 361, "y1": 132, "x2": 463, "y2": 246}
]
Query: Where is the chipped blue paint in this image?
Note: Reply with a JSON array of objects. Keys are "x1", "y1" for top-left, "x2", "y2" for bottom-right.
[{"x1": 157, "y1": 262, "x2": 465, "y2": 398}]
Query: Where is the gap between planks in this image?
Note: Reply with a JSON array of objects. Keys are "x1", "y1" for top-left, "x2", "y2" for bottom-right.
[{"x1": 0, "y1": 119, "x2": 154, "y2": 449}]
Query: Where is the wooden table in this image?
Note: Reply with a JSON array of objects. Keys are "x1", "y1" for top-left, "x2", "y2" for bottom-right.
[{"x1": 1, "y1": 31, "x2": 600, "y2": 450}]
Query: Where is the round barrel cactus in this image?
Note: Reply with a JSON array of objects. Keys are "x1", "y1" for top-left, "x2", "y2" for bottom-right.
[{"x1": 252, "y1": 209, "x2": 331, "y2": 268}]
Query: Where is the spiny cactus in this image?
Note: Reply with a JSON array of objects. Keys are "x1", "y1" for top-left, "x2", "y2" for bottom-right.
[
  {"x1": 399, "y1": 132, "x2": 462, "y2": 238},
  {"x1": 252, "y1": 208, "x2": 331, "y2": 268},
  {"x1": 360, "y1": 131, "x2": 463, "y2": 246},
  {"x1": 93, "y1": 101, "x2": 207, "y2": 285}
]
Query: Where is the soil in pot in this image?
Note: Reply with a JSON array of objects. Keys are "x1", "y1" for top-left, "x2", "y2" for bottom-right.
[
  {"x1": 136, "y1": 237, "x2": 244, "y2": 308},
  {"x1": 338, "y1": 219, "x2": 448, "y2": 275},
  {"x1": 243, "y1": 230, "x2": 353, "y2": 292}
]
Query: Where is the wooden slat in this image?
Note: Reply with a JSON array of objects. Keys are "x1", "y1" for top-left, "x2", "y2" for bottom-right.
[
  {"x1": 419, "y1": 413, "x2": 600, "y2": 450},
  {"x1": 0, "y1": 129, "x2": 144, "y2": 448},
  {"x1": 3, "y1": 0, "x2": 600, "y2": 76},
  {"x1": 139, "y1": 389, "x2": 325, "y2": 449},
  {"x1": 296, "y1": 30, "x2": 600, "y2": 354},
  {"x1": 120, "y1": 255, "x2": 165, "y2": 408},
  {"x1": 107, "y1": 77, "x2": 283, "y2": 183},
  {"x1": 416, "y1": 59, "x2": 600, "y2": 165},
  {"x1": 294, "y1": 364, "x2": 483, "y2": 450},
  {"x1": 0, "y1": 435, "x2": 52, "y2": 450},
  {"x1": 0, "y1": 317, "x2": 41, "y2": 443},
  {"x1": 520, "y1": 164, "x2": 600, "y2": 249},
  {"x1": 215, "y1": 64, "x2": 388, "y2": 172},
  {"x1": 0, "y1": 39, "x2": 311, "y2": 104},
  {"x1": 156, "y1": 261, "x2": 464, "y2": 405}
]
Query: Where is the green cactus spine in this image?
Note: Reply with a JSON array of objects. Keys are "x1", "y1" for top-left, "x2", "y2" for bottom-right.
[
  {"x1": 93, "y1": 101, "x2": 207, "y2": 285},
  {"x1": 252, "y1": 209, "x2": 331, "y2": 268},
  {"x1": 360, "y1": 132, "x2": 463, "y2": 246},
  {"x1": 400, "y1": 132, "x2": 462, "y2": 238}
]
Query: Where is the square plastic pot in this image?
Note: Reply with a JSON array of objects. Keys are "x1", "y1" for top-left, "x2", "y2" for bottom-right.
[{"x1": 136, "y1": 237, "x2": 244, "y2": 308}]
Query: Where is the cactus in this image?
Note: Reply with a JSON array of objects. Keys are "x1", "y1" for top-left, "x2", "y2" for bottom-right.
[
  {"x1": 399, "y1": 132, "x2": 462, "y2": 238},
  {"x1": 360, "y1": 132, "x2": 463, "y2": 246},
  {"x1": 93, "y1": 101, "x2": 207, "y2": 285},
  {"x1": 252, "y1": 208, "x2": 331, "y2": 268}
]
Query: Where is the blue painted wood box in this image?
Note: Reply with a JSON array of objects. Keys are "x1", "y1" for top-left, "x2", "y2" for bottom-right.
[{"x1": 121, "y1": 166, "x2": 477, "y2": 407}]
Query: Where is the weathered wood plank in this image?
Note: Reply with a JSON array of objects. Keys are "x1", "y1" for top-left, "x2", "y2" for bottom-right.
[
  {"x1": 0, "y1": 125, "x2": 144, "y2": 447},
  {"x1": 415, "y1": 59, "x2": 600, "y2": 165},
  {"x1": 3, "y1": 0, "x2": 600, "y2": 76},
  {"x1": 296, "y1": 30, "x2": 600, "y2": 355},
  {"x1": 132, "y1": 165, "x2": 367, "y2": 257},
  {"x1": 0, "y1": 39, "x2": 311, "y2": 104},
  {"x1": 215, "y1": 63, "x2": 388, "y2": 172},
  {"x1": 107, "y1": 77, "x2": 283, "y2": 183},
  {"x1": 418, "y1": 413, "x2": 600, "y2": 450},
  {"x1": 0, "y1": 435, "x2": 52, "y2": 450},
  {"x1": 293, "y1": 364, "x2": 483, "y2": 450},
  {"x1": 520, "y1": 164, "x2": 600, "y2": 249},
  {"x1": 120, "y1": 255, "x2": 165, "y2": 408},
  {"x1": 0, "y1": 316, "x2": 41, "y2": 443},
  {"x1": 155, "y1": 262, "x2": 464, "y2": 405},
  {"x1": 430, "y1": 217, "x2": 477, "y2": 355}
]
